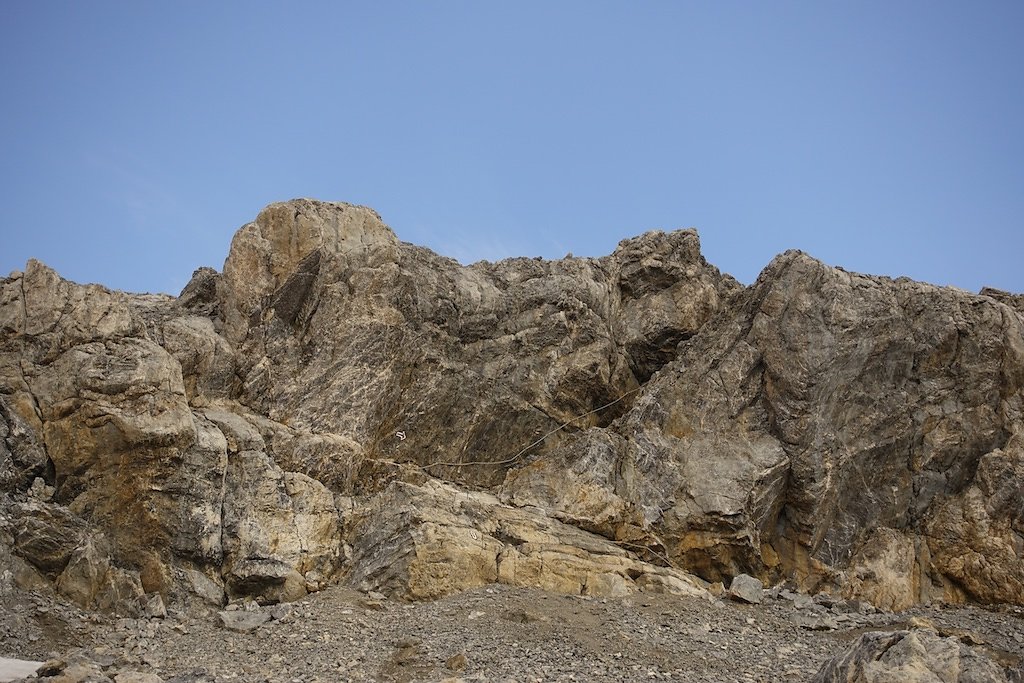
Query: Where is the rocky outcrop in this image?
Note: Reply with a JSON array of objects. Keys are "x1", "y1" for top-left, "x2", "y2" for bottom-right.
[
  {"x1": 923, "y1": 441, "x2": 1024, "y2": 605},
  {"x1": 0, "y1": 256, "x2": 346, "y2": 612},
  {"x1": 812, "y1": 628, "x2": 1015, "y2": 682},
  {"x1": 1, "y1": 198, "x2": 1021, "y2": 614},
  {"x1": 344, "y1": 479, "x2": 708, "y2": 601}
]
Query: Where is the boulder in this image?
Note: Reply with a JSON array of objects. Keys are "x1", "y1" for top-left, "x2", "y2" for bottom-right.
[
  {"x1": 727, "y1": 574, "x2": 764, "y2": 604},
  {"x1": 218, "y1": 609, "x2": 272, "y2": 633},
  {"x1": 812, "y1": 628, "x2": 1012, "y2": 682}
]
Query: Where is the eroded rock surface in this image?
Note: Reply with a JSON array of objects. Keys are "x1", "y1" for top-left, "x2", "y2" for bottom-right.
[
  {"x1": 1, "y1": 198, "x2": 1022, "y2": 618},
  {"x1": 812, "y1": 628, "x2": 1014, "y2": 682}
]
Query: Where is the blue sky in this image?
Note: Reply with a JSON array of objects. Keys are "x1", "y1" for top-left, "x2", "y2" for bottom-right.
[{"x1": 2, "y1": 2, "x2": 1021, "y2": 295}]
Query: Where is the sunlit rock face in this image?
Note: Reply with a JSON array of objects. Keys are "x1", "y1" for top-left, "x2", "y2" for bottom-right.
[{"x1": 1, "y1": 198, "x2": 1021, "y2": 613}]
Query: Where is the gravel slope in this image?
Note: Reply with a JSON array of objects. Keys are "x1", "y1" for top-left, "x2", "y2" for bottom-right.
[{"x1": 3, "y1": 582, "x2": 1023, "y2": 682}]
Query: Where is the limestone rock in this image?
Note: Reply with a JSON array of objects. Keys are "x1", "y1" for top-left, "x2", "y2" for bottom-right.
[
  {"x1": 221, "y1": 449, "x2": 341, "y2": 603},
  {"x1": 587, "y1": 251, "x2": 1024, "y2": 599},
  {"x1": 0, "y1": 395, "x2": 47, "y2": 492},
  {"x1": 142, "y1": 592, "x2": 167, "y2": 619},
  {"x1": 114, "y1": 674, "x2": 165, "y2": 683},
  {"x1": 158, "y1": 315, "x2": 238, "y2": 402},
  {"x1": 924, "y1": 443, "x2": 1024, "y2": 605},
  {"x1": 981, "y1": 287, "x2": 1024, "y2": 316},
  {"x1": 177, "y1": 266, "x2": 221, "y2": 317},
  {"x1": 811, "y1": 628, "x2": 1012, "y2": 682},
  {"x1": 54, "y1": 537, "x2": 145, "y2": 612},
  {"x1": 345, "y1": 479, "x2": 709, "y2": 601},
  {"x1": 0, "y1": 249, "x2": 342, "y2": 611},
  {"x1": 217, "y1": 201, "x2": 735, "y2": 490},
  {"x1": 842, "y1": 527, "x2": 926, "y2": 611},
  {"x1": 11, "y1": 500, "x2": 89, "y2": 576},
  {"x1": 219, "y1": 199, "x2": 399, "y2": 343}
]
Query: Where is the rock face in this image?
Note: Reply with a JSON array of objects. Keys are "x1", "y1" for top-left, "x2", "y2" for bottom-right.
[
  {"x1": 344, "y1": 479, "x2": 708, "y2": 601},
  {"x1": 812, "y1": 628, "x2": 1014, "y2": 682},
  {"x1": 1, "y1": 198, "x2": 1022, "y2": 614}
]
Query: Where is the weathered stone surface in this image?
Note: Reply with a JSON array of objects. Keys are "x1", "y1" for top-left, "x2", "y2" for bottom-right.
[
  {"x1": 0, "y1": 245, "x2": 345, "y2": 611},
  {"x1": 981, "y1": 287, "x2": 1024, "y2": 316},
  {"x1": 841, "y1": 527, "x2": 925, "y2": 611},
  {"x1": 0, "y1": 396, "x2": 47, "y2": 492},
  {"x1": 727, "y1": 573, "x2": 764, "y2": 604},
  {"x1": 113, "y1": 673, "x2": 165, "y2": 683},
  {"x1": 142, "y1": 592, "x2": 167, "y2": 619},
  {"x1": 157, "y1": 316, "x2": 238, "y2": 402},
  {"x1": 1, "y1": 198, "x2": 1022, "y2": 616},
  {"x1": 218, "y1": 201, "x2": 735, "y2": 491},
  {"x1": 924, "y1": 442, "x2": 1024, "y2": 605},
  {"x1": 53, "y1": 537, "x2": 145, "y2": 612},
  {"x1": 11, "y1": 500, "x2": 89, "y2": 576},
  {"x1": 812, "y1": 628, "x2": 1012, "y2": 682},
  {"x1": 221, "y1": 449, "x2": 341, "y2": 603},
  {"x1": 217, "y1": 609, "x2": 271, "y2": 633},
  {"x1": 345, "y1": 479, "x2": 709, "y2": 601},
  {"x1": 569, "y1": 251, "x2": 1024, "y2": 602}
]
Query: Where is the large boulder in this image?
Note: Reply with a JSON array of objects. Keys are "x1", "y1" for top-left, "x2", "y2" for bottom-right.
[
  {"x1": 924, "y1": 442, "x2": 1024, "y2": 605},
  {"x1": 812, "y1": 628, "x2": 1014, "y2": 682}
]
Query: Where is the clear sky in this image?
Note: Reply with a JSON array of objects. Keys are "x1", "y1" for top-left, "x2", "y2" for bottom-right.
[{"x1": 2, "y1": 2, "x2": 1021, "y2": 295}]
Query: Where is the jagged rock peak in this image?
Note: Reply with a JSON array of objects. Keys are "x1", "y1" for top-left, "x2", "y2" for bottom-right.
[{"x1": 220, "y1": 199, "x2": 398, "y2": 328}]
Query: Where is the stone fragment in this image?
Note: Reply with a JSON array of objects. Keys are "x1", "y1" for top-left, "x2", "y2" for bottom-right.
[
  {"x1": 142, "y1": 593, "x2": 167, "y2": 619},
  {"x1": 114, "y1": 674, "x2": 165, "y2": 683},
  {"x1": 269, "y1": 603, "x2": 293, "y2": 621},
  {"x1": 793, "y1": 613, "x2": 839, "y2": 631},
  {"x1": 726, "y1": 574, "x2": 763, "y2": 604},
  {"x1": 446, "y1": 652, "x2": 468, "y2": 672},
  {"x1": 217, "y1": 610, "x2": 271, "y2": 633}
]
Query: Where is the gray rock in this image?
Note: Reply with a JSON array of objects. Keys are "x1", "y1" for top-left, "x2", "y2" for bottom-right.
[
  {"x1": 812, "y1": 628, "x2": 1011, "y2": 682},
  {"x1": 793, "y1": 613, "x2": 839, "y2": 631},
  {"x1": 217, "y1": 609, "x2": 271, "y2": 633},
  {"x1": 269, "y1": 603, "x2": 293, "y2": 621},
  {"x1": 726, "y1": 574, "x2": 763, "y2": 604},
  {"x1": 142, "y1": 593, "x2": 167, "y2": 619},
  {"x1": 114, "y1": 673, "x2": 165, "y2": 683}
]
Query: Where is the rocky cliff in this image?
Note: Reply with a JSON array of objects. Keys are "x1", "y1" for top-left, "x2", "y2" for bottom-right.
[{"x1": 2, "y1": 198, "x2": 1021, "y2": 616}]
